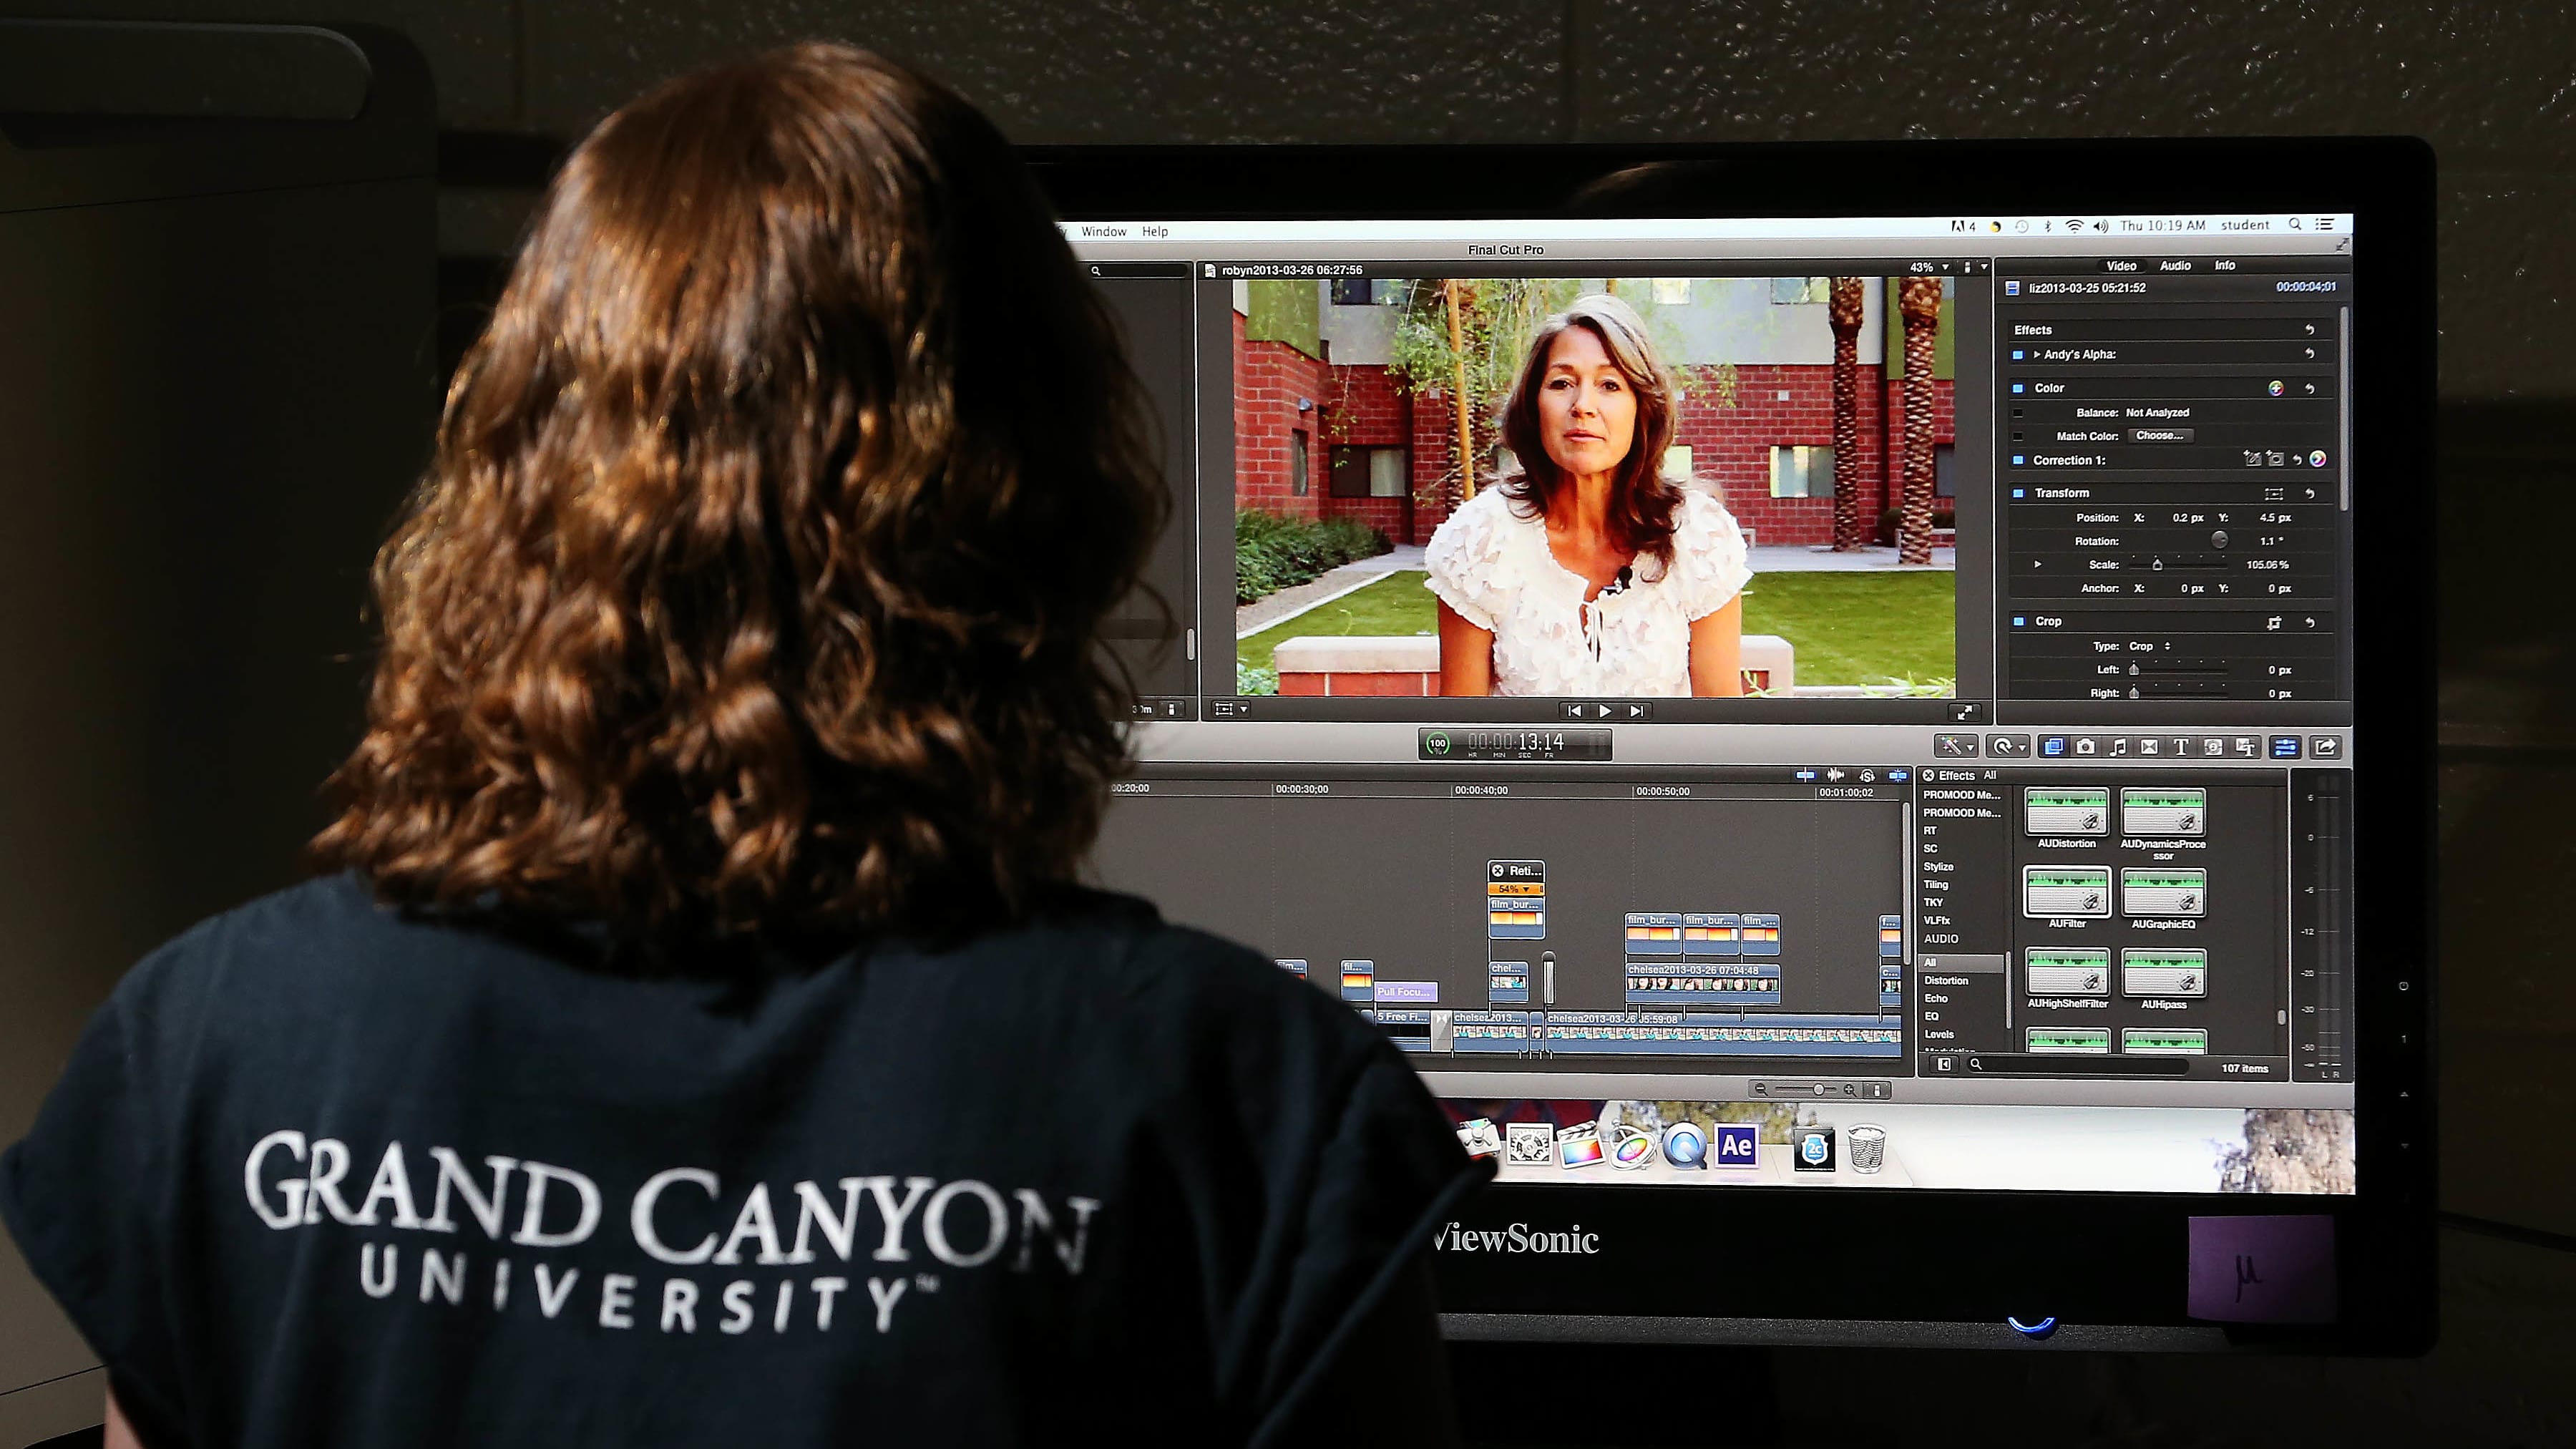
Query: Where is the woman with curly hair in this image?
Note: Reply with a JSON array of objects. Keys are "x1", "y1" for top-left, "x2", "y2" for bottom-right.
[{"x1": 2, "y1": 44, "x2": 1481, "y2": 1448}]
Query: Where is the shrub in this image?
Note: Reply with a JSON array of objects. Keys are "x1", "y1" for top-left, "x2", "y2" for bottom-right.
[
  {"x1": 1316, "y1": 515, "x2": 1387, "y2": 563},
  {"x1": 1234, "y1": 549, "x2": 1283, "y2": 604},
  {"x1": 1234, "y1": 510, "x2": 1392, "y2": 603}
]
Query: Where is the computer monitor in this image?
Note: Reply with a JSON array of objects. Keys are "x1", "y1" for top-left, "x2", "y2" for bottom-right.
[{"x1": 1030, "y1": 140, "x2": 2434, "y2": 1352}]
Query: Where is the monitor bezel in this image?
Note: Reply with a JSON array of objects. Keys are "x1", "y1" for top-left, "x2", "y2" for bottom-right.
[{"x1": 1030, "y1": 137, "x2": 2436, "y2": 1354}]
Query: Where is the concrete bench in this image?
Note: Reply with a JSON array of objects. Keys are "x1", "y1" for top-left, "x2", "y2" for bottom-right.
[
  {"x1": 1271, "y1": 633, "x2": 1796, "y2": 696},
  {"x1": 1742, "y1": 633, "x2": 1794, "y2": 693},
  {"x1": 1272, "y1": 634, "x2": 1439, "y2": 696}
]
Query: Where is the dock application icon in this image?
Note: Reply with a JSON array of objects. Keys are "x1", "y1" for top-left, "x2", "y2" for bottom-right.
[{"x1": 1504, "y1": 1122, "x2": 1554, "y2": 1167}]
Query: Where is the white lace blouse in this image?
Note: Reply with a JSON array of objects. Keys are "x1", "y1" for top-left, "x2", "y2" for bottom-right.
[{"x1": 1423, "y1": 486, "x2": 1753, "y2": 697}]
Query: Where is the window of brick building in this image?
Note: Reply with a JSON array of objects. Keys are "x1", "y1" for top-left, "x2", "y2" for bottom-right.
[
  {"x1": 1769, "y1": 444, "x2": 1953, "y2": 499},
  {"x1": 1662, "y1": 444, "x2": 1695, "y2": 481},
  {"x1": 1770, "y1": 276, "x2": 1828, "y2": 305},
  {"x1": 1770, "y1": 444, "x2": 1832, "y2": 497},
  {"x1": 1652, "y1": 276, "x2": 1694, "y2": 306},
  {"x1": 1330, "y1": 444, "x2": 1409, "y2": 499},
  {"x1": 1290, "y1": 431, "x2": 1309, "y2": 496},
  {"x1": 1330, "y1": 277, "x2": 1406, "y2": 307}
]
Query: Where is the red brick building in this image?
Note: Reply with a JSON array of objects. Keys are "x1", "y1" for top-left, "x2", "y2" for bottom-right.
[{"x1": 1234, "y1": 277, "x2": 1957, "y2": 548}]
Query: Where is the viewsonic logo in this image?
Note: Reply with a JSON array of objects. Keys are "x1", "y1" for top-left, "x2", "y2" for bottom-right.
[{"x1": 1433, "y1": 1221, "x2": 1601, "y2": 1255}]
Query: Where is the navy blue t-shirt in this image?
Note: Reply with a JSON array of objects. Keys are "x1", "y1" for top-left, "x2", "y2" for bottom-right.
[{"x1": 1, "y1": 873, "x2": 1485, "y2": 1446}]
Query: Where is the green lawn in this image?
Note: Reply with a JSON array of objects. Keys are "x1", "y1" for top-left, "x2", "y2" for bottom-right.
[
  {"x1": 1239, "y1": 571, "x2": 1434, "y2": 677},
  {"x1": 1239, "y1": 567, "x2": 1953, "y2": 690},
  {"x1": 1741, "y1": 570, "x2": 1955, "y2": 689}
]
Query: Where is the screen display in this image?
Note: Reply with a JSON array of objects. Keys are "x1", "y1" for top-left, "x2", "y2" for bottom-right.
[{"x1": 1069, "y1": 211, "x2": 2356, "y2": 1196}]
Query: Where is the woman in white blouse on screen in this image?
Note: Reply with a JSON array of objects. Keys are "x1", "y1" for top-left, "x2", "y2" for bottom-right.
[{"x1": 1424, "y1": 292, "x2": 1751, "y2": 697}]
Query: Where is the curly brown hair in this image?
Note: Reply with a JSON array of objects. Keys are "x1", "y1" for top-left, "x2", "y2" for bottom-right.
[
  {"x1": 312, "y1": 44, "x2": 1164, "y2": 946},
  {"x1": 1496, "y1": 293, "x2": 1684, "y2": 578}
]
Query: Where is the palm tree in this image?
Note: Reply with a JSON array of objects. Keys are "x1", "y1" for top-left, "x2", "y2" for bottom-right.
[
  {"x1": 1896, "y1": 278, "x2": 1943, "y2": 566},
  {"x1": 1828, "y1": 277, "x2": 1867, "y2": 551},
  {"x1": 1445, "y1": 278, "x2": 1475, "y2": 500}
]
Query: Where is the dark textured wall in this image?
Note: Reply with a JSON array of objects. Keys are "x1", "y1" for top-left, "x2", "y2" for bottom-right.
[
  {"x1": 0, "y1": 2, "x2": 2568, "y2": 1441},
  {"x1": 25, "y1": 1, "x2": 2567, "y2": 402}
]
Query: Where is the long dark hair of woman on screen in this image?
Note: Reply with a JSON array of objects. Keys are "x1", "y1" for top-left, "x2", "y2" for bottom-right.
[{"x1": 1423, "y1": 292, "x2": 1750, "y2": 698}]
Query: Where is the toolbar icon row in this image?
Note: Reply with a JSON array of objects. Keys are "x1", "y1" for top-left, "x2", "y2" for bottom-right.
[{"x1": 2036, "y1": 733, "x2": 2282, "y2": 760}]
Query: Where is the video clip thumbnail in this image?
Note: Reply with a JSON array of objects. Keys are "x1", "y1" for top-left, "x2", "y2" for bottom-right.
[{"x1": 1230, "y1": 274, "x2": 1959, "y2": 701}]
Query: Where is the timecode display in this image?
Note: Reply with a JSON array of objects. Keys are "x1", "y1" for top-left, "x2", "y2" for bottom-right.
[{"x1": 1418, "y1": 727, "x2": 1614, "y2": 762}]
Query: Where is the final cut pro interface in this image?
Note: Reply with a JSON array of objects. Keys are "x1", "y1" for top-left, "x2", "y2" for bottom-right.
[{"x1": 1070, "y1": 212, "x2": 2358, "y2": 1196}]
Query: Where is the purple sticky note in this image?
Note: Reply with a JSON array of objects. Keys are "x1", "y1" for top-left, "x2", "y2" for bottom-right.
[
  {"x1": 1373, "y1": 980, "x2": 1439, "y2": 1004},
  {"x1": 2187, "y1": 1215, "x2": 2336, "y2": 1323}
]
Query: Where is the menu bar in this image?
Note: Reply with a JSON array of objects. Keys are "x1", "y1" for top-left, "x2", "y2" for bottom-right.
[{"x1": 1060, "y1": 214, "x2": 2355, "y2": 245}]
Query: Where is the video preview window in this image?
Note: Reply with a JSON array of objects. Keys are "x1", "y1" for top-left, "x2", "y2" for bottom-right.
[{"x1": 1231, "y1": 275, "x2": 1959, "y2": 701}]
